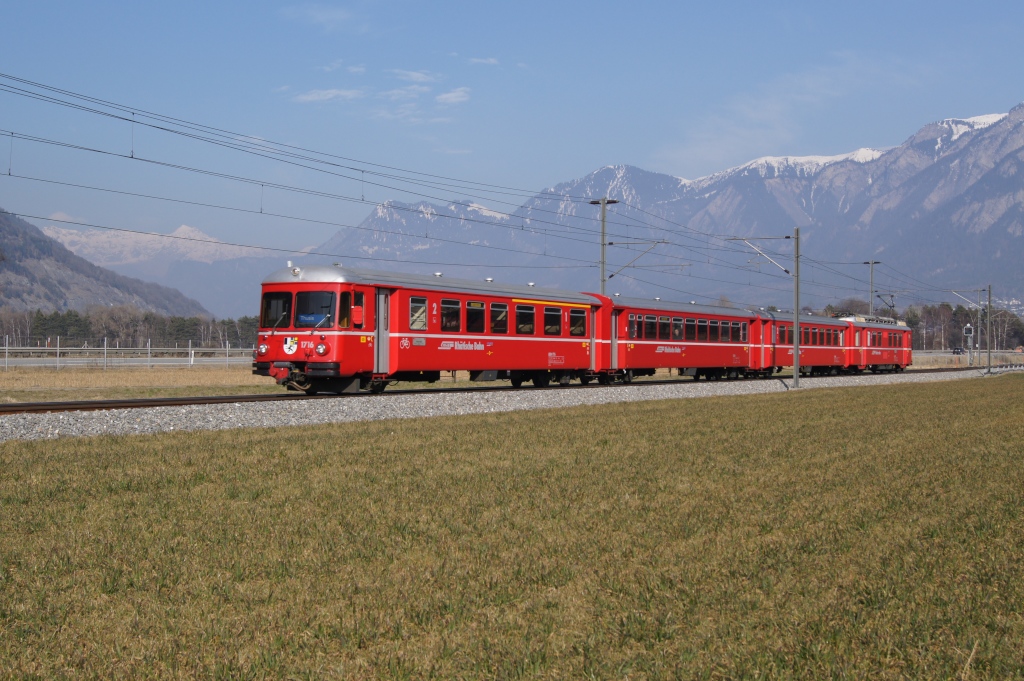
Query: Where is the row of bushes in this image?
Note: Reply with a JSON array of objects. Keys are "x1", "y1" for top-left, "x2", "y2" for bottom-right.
[{"x1": 0, "y1": 307, "x2": 259, "y2": 348}]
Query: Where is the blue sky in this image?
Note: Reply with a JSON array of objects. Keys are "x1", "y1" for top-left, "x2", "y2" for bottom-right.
[{"x1": 1, "y1": 0, "x2": 1023, "y2": 250}]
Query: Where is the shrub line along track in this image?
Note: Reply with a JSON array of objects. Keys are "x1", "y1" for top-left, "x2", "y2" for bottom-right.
[{"x1": 0, "y1": 366, "x2": 1011, "y2": 417}]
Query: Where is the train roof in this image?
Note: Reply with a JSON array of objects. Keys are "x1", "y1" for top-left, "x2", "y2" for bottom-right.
[
  {"x1": 262, "y1": 265, "x2": 599, "y2": 305},
  {"x1": 758, "y1": 310, "x2": 851, "y2": 326},
  {"x1": 760, "y1": 310, "x2": 909, "y2": 329},
  {"x1": 838, "y1": 314, "x2": 909, "y2": 329},
  {"x1": 602, "y1": 295, "x2": 757, "y2": 319}
]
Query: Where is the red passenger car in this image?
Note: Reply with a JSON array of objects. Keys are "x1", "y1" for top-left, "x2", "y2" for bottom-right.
[
  {"x1": 587, "y1": 296, "x2": 758, "y2": 381},
  {"x1": 843, "y1": 315, "x2": 912, "y2": 373},
  {"x1": 759, "y1": 312, "x2": 852, "y2": 376},
  {"x1": 253, "y1": 265, "x2": 599, "y2": 393}
]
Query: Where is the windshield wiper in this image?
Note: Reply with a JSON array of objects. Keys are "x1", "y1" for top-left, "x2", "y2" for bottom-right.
[
  {"x1": 269, "y1": 311, "x2": 287, "y2": 334},
  {"x1": 310, "y1": 313, "x2": 332, "y2": 333}
]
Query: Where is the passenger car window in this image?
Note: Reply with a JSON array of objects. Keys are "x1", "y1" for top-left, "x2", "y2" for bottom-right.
[
  {"x1": 467, "y1": 301, "x2": 485, "y2": 333},
  {"x1": 659, "y1": 316, "x2": 671, "y2": 340},
  {"x1": 672, "y1": 318, "x2": 683, "y2": 341},
  {"x1": 709, "y1": 320, "x2": 719, "y2": 343},
  {"x1": 516, "y1": 305, "x2": 535, "y2": 334},
  {"x1": 628, "y1": 314, "x2": 637, "y2": 339},
  {"x1": 644, "y1": 315, "x2": 657, "y2": 339},
  {"x1": 441, "y1": 299, "x2": 461, "y2": 332},
  {"x1": 569, "y1": 309, "x2": 587, "y2": 337},
  {"x1": 490, "y1": 303, "x2": 508, "y2": 334},
  {"x1": 544, "y1": 307, "x2": 562, "y2": 335},
  {"x1": 295, "y1": 291, "x2": 336, "y2": 328},
  {"x1": 697, "y1": 320, "x2": 708, "y2": 341},
  {"x1": 409, "y1": 296, "x2": 427, "y2": 331},
  {"x1": 685, "y1": 319, "x2": 696, "y2": 341}
]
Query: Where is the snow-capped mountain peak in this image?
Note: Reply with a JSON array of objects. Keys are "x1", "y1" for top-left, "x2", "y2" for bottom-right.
[
  {"x1": 691, "y1": 148, "x2": 885, "y2": 189},
  {"x1": 44, "y1": 223, "x2": 267, "y2": 265}
]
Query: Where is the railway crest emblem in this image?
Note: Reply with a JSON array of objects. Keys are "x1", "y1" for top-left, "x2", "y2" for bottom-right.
[{"x1": 283, "y1": 337, "x2": 298, "y2": 355}]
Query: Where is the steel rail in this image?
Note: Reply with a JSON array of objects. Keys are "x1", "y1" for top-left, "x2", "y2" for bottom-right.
[{"x1": 1, "y1": 365, "x2": 1017, "y2": 416}]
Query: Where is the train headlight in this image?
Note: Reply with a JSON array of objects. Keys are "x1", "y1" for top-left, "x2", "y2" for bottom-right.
[
  {"x1": 315, "y1": 343, "x2": 329, "y2": 356},
  {"x1": 257, "y1": 343, "x2": 269, "y2": 355}
]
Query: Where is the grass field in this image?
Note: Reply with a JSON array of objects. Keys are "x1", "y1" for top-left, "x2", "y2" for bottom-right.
[
  {"x1": 2, "y1": 375, "x2": 1023, "y2": 678},
  {"x1": 0, "y1": 366, "x2": 283, "y2": 403}
]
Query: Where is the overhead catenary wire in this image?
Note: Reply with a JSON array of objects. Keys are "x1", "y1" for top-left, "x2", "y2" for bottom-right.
[
  {"x1": 0, "y1": 209, "x2": 597, "y2": 270},
  {"x1": 0, "y1": 71, "x2": 972, "y2": 310}
]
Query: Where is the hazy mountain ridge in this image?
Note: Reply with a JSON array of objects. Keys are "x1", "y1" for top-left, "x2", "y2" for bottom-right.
[
  {"x1": 0, "y1": 211, "x2": 209, "y2": 316},
  {"x1": 42, "y1": 224, "x2": 260, "y2": 266}
]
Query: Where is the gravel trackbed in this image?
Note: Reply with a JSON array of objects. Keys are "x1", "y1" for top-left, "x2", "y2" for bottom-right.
[{"x1": 1, "y1": 368, "x2": 1017, "y2": 443}]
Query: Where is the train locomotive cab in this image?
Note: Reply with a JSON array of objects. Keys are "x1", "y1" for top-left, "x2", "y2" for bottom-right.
[{"x1": 253, "y1": 266, "x2": 376, "y2": 394}]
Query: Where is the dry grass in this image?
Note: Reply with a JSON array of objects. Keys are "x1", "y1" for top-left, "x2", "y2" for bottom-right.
[
  {"x1": 2, "y1": 376, "x2": 1024, "y2": 678},
  {"x1": 0, "y1": 366, "x2": 281, "y2": 403}
]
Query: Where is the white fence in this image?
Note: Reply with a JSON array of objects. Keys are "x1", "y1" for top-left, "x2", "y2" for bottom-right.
[{"x1": 2, "y1": 336, "x2": 253, "y2": 370}]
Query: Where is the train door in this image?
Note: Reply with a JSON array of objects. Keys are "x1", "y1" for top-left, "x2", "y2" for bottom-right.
[
  {"x1": 610, "y1": 310, "x2": 620, "y2": 369},
  {"x1": 374, "y1": 289, "x2": 392, "y2": 374},
  {"x1": 590, "y1": 307, "x2": 597, "y2": 371}
]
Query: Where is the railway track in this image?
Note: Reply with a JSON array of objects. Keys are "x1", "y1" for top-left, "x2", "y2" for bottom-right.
[{"x1": 1, "y1": 365, "x2": 1012, "y2": 416}]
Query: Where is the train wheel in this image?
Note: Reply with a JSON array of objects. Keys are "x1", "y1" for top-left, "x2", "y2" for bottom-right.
[
  {"x1": 304, "y1": 387, "x2": 319, "y2": 395},
  {"x1": 369, "y1": 380, "x2": 388, "y2": 394},
  {"x1": 598, "y1": 374, "x2": 610, "y2": 385},
  {"x1": 580, "y1": 376, "x2": 592, "y2": 385},
  {"x1": 532, "y1": 373, "x2": 550, "y2": 388},
  {"x1": 510, "y1": 377, "x2": 523, "y2": 388}
]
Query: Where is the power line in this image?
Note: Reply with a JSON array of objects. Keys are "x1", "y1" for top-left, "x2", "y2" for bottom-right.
[{"x1": 0, "y1": 209, "x2": 596, "y2": 270}]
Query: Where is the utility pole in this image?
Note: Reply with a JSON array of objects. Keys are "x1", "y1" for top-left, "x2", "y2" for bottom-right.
[
  {"x1": 987, "y1": 284, "x2": 992, "y2": 374},
  {"x1": 978, "y1": 288, "x2": 983, "y2": 363},
  {"x1": 727, "y1": 229, "x2": 799, "y2": 388},
  {"x1": 864, "y1": 261, "x2": 881, "y2": 315},
  {"x1": 590, "y1": 197, "x2": 619, "y2": 295},
  {"x1": 793, "y1": 228, "x2": 801, "y2": 389}
]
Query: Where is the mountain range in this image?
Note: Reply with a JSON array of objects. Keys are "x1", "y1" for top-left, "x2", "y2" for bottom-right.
[
  {"x1": 0, "y1": 211, "x2": 208, "y2": 316},
  {"x1": 37, "y1": 103, "x2": 1024, "y2": 316}
]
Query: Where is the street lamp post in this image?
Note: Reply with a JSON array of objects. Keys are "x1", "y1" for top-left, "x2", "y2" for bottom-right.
[{"x1": 590, "y1": 197, "x2": 619, "y2": 295}]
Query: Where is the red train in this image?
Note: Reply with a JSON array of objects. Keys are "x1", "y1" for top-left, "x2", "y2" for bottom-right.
[{"x1": 253, "y1": 265, "x2": 912, "y2": 394}]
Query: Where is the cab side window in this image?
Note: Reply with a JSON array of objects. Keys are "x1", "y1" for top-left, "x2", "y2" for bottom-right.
[
  {"x1": 354, "y1": 292, "x2": 364, "y2": 329},
  {"x1": 338, "y1": 291, "x2": 351, "y2": 328}
]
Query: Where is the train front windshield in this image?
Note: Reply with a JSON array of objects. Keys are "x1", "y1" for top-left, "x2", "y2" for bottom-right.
[
  {"x1": 261, "y1": 292, "x2": 292, "y2": 329},
  {"x1": 295, "y1": 291, "x2": 336, "y2": 328}
]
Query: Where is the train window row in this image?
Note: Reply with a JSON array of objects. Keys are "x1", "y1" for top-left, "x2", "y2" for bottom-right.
[
  {"x1": 868, "y1": 331, "x2": 905, "y2": 347},
  {"x1": 627, "y1": 315, "x2": 748, "y2": 343},
  {"x1": 776, "y1": 325, "x2": 845, "y2": 347},
  {"x1": 411, "y1": 297, "x2": 587, "y2": 337},
  {"x1": 260, "y1": 290, "x2": 365, "y2": 329}
]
